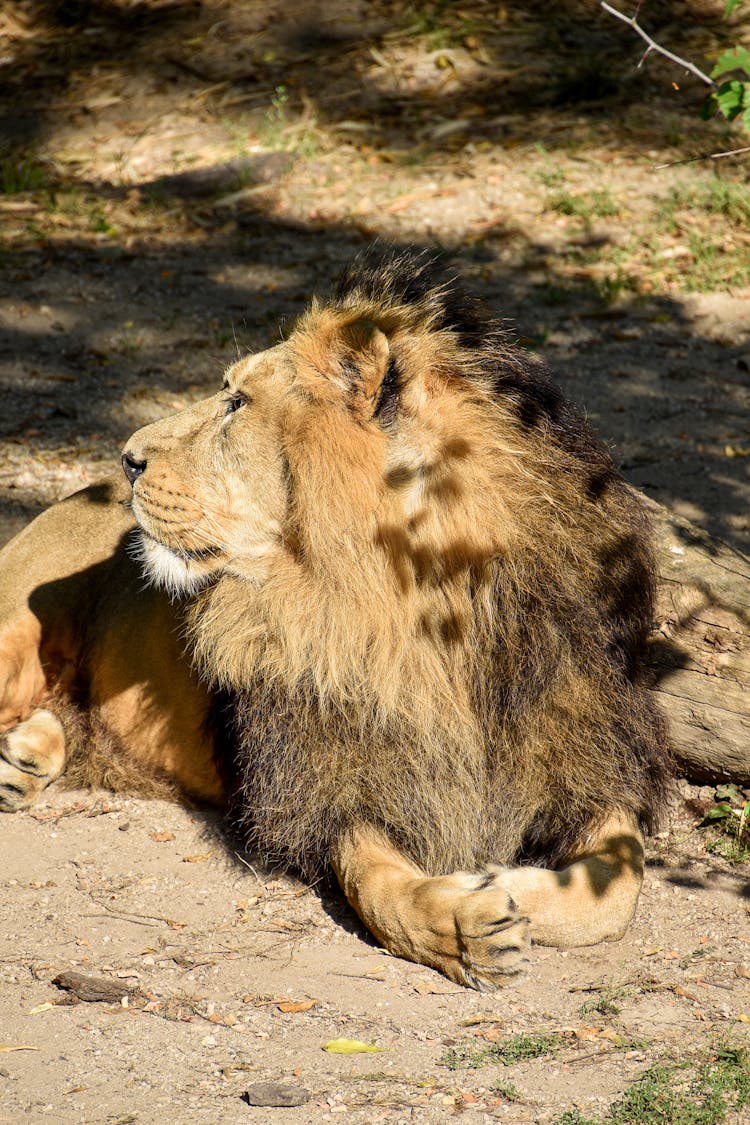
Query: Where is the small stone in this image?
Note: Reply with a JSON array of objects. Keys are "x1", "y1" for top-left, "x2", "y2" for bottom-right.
[{"x1": 242, "y1": 1082, "x2": 311, "y2": 1108}]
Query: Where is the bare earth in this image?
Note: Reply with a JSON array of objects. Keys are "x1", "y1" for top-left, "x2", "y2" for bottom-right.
[{"x1": 0, "y1": 3, "x2": 748, "y2": 1122}]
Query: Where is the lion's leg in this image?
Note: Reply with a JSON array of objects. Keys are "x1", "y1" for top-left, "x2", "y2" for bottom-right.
[
  {"x1": 499, "y1": 811, "x2": 645, "y2": 948},
  {"x1": 0, "y1": 709, "x2": 66, "y2": 811},
  {"x1": 331, "y1": 812, "x2": 644, "y2": 990},
  {"x1": 331, "y1": 828, "x2": 531, "y2": 991}
]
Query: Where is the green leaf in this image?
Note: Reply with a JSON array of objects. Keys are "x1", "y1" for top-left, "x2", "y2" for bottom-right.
[
  {"x1": 725, "y1": 0, "x2": 743, "y2": 15},
  {"x1": 715, "y1": 784, "x2": 739, "y2": 801},
  {"x1": 704, "y1": 803, "x2": 734, "y2": 822},
  {"x1": 323, "y1": 1038, "x2": 385, "y2": 1054},
  {"x1": 715, "y1": 80, "x2": 747, "y2": 121},
  {"x1": 712, "y1": 47, "x2": 750, "y2": 80}
]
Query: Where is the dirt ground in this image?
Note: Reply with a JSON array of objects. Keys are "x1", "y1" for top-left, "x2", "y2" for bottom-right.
[{"x1": 0, "y1": 2, "x2": 749, "y2": 1122}]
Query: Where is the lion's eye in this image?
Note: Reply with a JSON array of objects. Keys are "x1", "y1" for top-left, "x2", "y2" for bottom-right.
[{"x1": 224, "y1": 392, "x2": 249, "y2": 416}]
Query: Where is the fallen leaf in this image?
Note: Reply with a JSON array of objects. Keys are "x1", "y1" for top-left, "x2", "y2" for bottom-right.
[
  {"x1": 149, "y1": 831, "x2": 176, "y2": 842},
  {"x1": 277, "y1": 999, "x2": 318, "y2": 1013},
  {"x1": 0, "y1": 1044, "x2": 39, "y2": 1052},
  {"x1": 323, "y1": 1038, "x2": 385, "y2": 1054},
  {"x1": 673, "y1": 986, "x2": 701, "y2": 1002},
  {"x1": 28, "y1": 1002, "x2": 56, "y2": 1015},
  {"x1": 181, "y1": 852, "x2": 214, "y2": 863}
]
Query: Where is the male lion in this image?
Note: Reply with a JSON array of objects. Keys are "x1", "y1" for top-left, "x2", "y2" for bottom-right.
[{"x1": 0, "y1": 247, "x2": 669, "y2": 989}]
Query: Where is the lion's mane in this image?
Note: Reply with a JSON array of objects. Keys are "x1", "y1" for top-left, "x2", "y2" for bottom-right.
[{"x1": 191, "y1": 247, "x2": 669, "y2": 879}]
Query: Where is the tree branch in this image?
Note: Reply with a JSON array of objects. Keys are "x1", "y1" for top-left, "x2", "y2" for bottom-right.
[
  {"x1": 599, "y1": 2, "x2": 719, "y2": 90},
  {"x1": 654, "y1": 144, "x2": 750, "y2": 169}
]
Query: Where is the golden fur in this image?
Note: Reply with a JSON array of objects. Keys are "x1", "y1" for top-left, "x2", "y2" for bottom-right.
[
  {"x1": 169, "y1": 250, "x2": 668, "y2": 879},
  {"x1": 0, "y1": 247, "x2": 669, "y2": 988}
]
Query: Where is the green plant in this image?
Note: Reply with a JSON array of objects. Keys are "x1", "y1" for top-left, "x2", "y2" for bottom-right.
[
  {"x1": 0, "y1": 152, "x2": 50, "y2": 194},
  {"x1": 255, "y1": 85, "x2": 321, "y2": 156},
  {"x1": 441, "y1": 1030, "x2": 561, "y2": 1070},
  {"x1": 704, "y1": 44, "x2": 750, "y2": 129},
  {"x1": 547, "y1": 188, "x2": 620, "y2": 222},
  {"x1": 658, "y1": 181, "x2": 750, "y2": 230},
  {"x1": 256, "y1": 84, "x2": 291, "y2": 149},
  {"x1": 551, "y1": 1044, "x2": 750, "y2": 1125},
  {"x1": 492, "y1": 1078, "x2": 523, "y2": 1102},
  {"x1": 699, "y1": 784, "x2": 750, "y2": 864},
  {"x1": 578, "y1": 983, "x2": 627, "y2": 1018},
  {"x1": 594, "y1": 268, "x2": 640, "y2": 304}
]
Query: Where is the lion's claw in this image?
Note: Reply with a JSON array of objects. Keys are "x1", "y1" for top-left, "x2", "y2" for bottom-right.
[
  {"x1": 0, "y1": 710, "x2": 65, "y2": 811},
  {"x1": 451, "y1": 871, "x2": 531, "y2": 990}
]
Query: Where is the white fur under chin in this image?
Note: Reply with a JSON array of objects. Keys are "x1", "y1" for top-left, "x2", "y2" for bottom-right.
[{"x1": 128, "y1": 531, "x2": 215, "y2": 598}]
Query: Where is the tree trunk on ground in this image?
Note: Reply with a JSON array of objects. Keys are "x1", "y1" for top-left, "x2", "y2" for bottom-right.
[{"x1": 646, "y1": 496, "x2": 750, "y2": 786}]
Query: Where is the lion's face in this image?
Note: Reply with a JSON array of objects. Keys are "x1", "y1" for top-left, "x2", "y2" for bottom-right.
[
  {"x1": 123, "y1": 343, "x2": 297, "y2": 596},
  {"x1": 122, "y1": 314, "x2": 438, "y2": 599}
]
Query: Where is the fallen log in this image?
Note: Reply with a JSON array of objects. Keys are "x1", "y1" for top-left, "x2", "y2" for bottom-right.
[{"x1": 647, "y1": 497, "x2": 750, "y2": 785}]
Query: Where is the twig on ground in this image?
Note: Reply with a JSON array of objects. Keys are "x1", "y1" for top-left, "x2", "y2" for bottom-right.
[{"x1": 654, "y1": 144, "x2": 750, "y2": 168}]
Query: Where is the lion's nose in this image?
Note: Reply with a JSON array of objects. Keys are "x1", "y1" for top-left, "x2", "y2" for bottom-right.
[{"x1": 121, "y1": 451, "x2": 147, "y2": 486}]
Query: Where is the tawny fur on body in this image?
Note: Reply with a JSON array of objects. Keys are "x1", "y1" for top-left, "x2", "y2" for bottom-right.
[{"x1": 0, "y1": 247, "x2": 669, "y2": 989}]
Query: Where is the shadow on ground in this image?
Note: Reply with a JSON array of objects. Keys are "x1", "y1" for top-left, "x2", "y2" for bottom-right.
[
  {"x1": 1, "y1": 208, "x2": 748, "y2": 550},
  {"x1": 1, "y1": 0, "x2": 735, "y2": 159}
]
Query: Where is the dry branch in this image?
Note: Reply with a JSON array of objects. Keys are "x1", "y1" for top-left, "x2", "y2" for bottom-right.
[{"x1": 599, "y1": 2, "x2": 718, "y2": 90}]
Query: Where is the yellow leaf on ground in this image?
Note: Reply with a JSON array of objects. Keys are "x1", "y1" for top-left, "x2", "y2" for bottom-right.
[
  {"x1": 323, "y1": 1038, "x2": 385, "y2": 1054},
  {"x1": 0, "y1": 1044, "x2": 39, "y2": 1052},
  {"x1": 28, "y1": 1002, "x2": 56, "y2": 1015}
]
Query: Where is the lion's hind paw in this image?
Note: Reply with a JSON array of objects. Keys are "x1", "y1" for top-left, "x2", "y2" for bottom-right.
[
  {"x1": 0, "y1": 709, "x2": 65, "y2": 811},
  {"x1": 454, "y1": 869, "x2": 531, "y2": 991}
]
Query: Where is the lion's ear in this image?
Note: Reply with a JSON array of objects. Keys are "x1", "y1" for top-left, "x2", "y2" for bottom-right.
[{"x1": 339, "y1": 319, "x2": 390, "y2": 404}]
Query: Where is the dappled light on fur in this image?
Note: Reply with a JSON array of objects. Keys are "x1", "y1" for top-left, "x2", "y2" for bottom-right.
[
  {"x1": 138, "y1": 245, "x2": 671, "y2": 880},
  {"x1": 0, "y1": 246, "x2": 671, "y2": 989}
]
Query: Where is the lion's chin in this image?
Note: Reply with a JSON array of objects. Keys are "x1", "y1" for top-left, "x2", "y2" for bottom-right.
[{"x1": 128, "y1": 530, "x2": 222, "y2": 598}]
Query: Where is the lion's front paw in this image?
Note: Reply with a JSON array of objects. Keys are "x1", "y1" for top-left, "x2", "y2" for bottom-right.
[
  {"x1": 0, "y1": 709, "x2": 66, "y2": 811},
  {"x1": 453, "y1": 869, "x2": 531, "y2": 991}
]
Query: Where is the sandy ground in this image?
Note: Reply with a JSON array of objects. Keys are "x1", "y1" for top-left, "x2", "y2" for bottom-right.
[{"x1": 0, "y1": 2, "x2": 749, "y2": 1122}]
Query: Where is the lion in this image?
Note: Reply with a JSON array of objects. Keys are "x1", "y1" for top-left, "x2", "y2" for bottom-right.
[{"x1": 0, "y1": 246, "x2": 670, "y2": 990}]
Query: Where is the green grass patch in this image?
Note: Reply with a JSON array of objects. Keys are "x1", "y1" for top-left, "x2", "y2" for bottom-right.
[
  {"x1": 547, "y1": 188, "x2": 620, "y2": 222},
  {"x1": 578, "y1": 983, "x2": 629, "y2": 1019},
  {"x1": 658, "y1": 179, "x2": 750, "y2": 231},
  {"x1": 551, "y1": 1044, "x2": 750, "y2": 1125},
  {"x1": 492, "y1": 1077, "x2": 523, "y2": 1101},
  {"x1": 0, "y1": 152, "x2": 51, "y2": 194},
  {"x1": 441, "y1": 1030, "x2": 561, "y2": 1070}
]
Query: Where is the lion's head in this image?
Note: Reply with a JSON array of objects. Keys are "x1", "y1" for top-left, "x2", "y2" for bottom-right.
[{"x1": 123, "y1": 247, "x2": 668, "y2": 879}]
